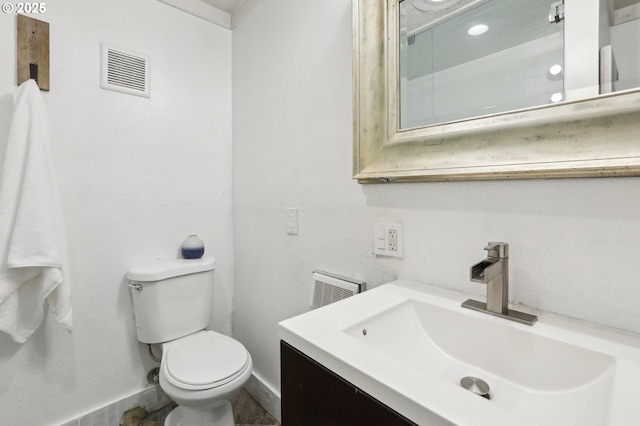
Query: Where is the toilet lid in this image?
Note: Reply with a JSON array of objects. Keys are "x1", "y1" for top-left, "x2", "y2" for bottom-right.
[{"x1": 164, "y1": 331, "x2": 249, "y2": 390}]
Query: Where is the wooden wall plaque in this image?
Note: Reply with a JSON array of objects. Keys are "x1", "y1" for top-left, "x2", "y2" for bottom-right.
[{"x1": 17, "y1": 14, "x2": 50, "y2": 91}]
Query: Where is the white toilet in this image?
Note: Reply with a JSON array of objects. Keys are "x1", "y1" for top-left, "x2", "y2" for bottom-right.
[{"x1": 128, "y1": 256, "x2": 252, "y2": 426}]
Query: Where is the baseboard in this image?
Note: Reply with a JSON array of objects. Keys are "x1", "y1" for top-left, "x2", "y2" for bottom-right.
[
  {"x1": 58, "y1": 384, "x2": 171, "y2": 426},
  {"x1": 244, "y1": 371, "x2": 282, "y2": 424},
  {"x1": 57, "y1": 373, "x2": 280, "y2": 425}
]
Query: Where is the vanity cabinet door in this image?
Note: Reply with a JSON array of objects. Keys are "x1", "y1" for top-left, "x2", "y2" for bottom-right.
[{"x1": 281, "y1": 341, "x2": 418, "y2": 426}]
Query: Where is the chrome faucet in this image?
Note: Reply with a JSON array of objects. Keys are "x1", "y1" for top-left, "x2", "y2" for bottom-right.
[{"x1": 462, "y1": 242, "x2": 537, "y2": 326}]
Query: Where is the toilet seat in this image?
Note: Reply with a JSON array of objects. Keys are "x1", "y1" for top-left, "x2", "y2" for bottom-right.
[{"x1": 163, "y1": 331, "x2": 250, "y2": 391}]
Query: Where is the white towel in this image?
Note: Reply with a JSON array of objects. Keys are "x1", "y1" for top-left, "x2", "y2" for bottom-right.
[{"x1": 0, "y1": 79, "x2": 72, "y2": 343}]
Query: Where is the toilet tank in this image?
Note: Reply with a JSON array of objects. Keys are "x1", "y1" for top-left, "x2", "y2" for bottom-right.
[{"x1": 127, "y1": 256, "x2": 216, "y2": 344}]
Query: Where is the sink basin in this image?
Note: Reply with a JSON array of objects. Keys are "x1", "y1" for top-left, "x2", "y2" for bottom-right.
[
  {"x1": 344, "y1": 299, "x2": 615, "y2": 425},
  {"x1": 278, "y1": 280, "x2": 640, "y2": 426}
]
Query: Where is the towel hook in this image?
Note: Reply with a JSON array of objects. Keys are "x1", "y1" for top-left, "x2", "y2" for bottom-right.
[
  {"x1": 29, "y1": 63, "x2": 39, "y2": 86},
  {"x1": 17, "y1": 15, "x2": 50, "y2": 90}
]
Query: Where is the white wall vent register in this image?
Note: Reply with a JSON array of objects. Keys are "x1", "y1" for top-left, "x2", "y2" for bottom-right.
[
  {"x1": 100, "y1": 43, "x2": 150, "y2": 98},
  {"x1": 310, "y1": 271, "x2": 365, "y2": 309}
]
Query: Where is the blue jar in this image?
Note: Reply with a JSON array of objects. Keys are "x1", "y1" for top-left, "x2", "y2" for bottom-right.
[{"x1": 181, "y1": 234, "x2": 205, "y2": 259}]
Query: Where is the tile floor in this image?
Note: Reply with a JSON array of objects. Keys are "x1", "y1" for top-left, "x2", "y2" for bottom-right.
[{"x1": 232, "y1": 389, "x2": 280, "y2": 426}]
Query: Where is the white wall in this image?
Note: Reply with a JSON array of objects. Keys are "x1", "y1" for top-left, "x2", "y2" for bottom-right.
[
  {"x1": 0, "y1": 0, "x2": 232, "y2": 424},
  {"x1": 232, "y1": 0, "x2": 640, "y2": 399}
]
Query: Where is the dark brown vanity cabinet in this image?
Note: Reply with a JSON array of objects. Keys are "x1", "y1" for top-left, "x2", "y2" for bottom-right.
[{"x1": 281, "y1": 341, "x2": 418, "y2": 426}]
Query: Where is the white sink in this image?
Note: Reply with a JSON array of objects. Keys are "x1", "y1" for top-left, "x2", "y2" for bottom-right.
[
  {"x1": 344, "y1": 299, "x2": 615, "y2": 425},
  {"x1": 278, "y1": 280, "x2": 640, "y2": 426}
]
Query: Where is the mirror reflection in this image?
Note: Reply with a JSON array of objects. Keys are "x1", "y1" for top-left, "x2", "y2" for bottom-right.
[{"x1": 399, "y1": 0, "x2": 640, "y2": 129}]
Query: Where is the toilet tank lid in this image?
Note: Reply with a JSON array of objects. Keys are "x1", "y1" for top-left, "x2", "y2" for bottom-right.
[{"x1": 127, "y1": 256, "x2": 215, "y2": 281}]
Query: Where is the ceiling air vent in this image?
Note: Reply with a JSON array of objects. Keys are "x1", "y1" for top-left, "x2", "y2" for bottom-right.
[{"x1": 100, "y1": 43, "x2": 150, "y2": 98}]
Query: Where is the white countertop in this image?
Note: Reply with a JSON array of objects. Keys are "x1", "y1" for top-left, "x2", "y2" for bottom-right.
[{"x1": 278, "y1": 279, "x2": 640, "y2": 426}]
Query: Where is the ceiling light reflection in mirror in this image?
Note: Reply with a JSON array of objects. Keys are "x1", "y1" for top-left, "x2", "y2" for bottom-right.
[{"x1": 467, "y1": 23, "x2": 489, "y2": 35}]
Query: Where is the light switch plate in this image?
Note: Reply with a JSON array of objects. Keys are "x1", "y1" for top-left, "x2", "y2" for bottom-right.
[{"x1": 286, "y1": 207, "x2": 298, "y2": 235}]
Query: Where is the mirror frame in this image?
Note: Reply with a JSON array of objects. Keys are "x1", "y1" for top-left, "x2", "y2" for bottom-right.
[{"x1": 353, "y1": 0, "x2": 640, "y2": 183}]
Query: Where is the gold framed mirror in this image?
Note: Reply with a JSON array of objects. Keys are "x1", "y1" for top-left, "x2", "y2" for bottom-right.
[{"x1": 353, "y1": 0, "x2": 640, "y2": 183}]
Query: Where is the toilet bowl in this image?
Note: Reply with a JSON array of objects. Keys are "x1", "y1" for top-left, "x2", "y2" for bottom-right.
[
  {"x1": 127, "y1": 257, "x2": 253, "y2": 426},
  {"x1": 160, "y1": 331, "x2": 253, "y2": 426}
]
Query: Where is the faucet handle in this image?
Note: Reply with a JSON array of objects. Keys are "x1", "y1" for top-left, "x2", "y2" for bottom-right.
[{"x1": 484, "y1": 242, "x2": 508, "y2": 258}]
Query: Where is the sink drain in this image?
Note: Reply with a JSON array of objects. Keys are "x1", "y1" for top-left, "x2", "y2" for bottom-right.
[{"x1": 460, "y1": 376, "x2": 490, "y2": 399}]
